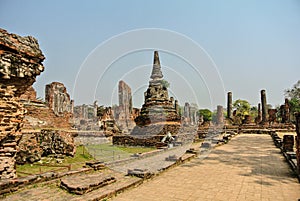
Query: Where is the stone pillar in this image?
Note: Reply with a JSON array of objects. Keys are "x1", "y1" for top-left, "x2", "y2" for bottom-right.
[
  {"x1": 93, "y1": 100, "x2": 98, "y2": 118},
  {"x1": 255, "y1": 103, "x2": 262, "y2": 124},
  {"x1": 295, "y1": 113, "x2": 300, "y2": 178},
  {"x1": 216, "y1": 105, "x2": 224, "y2": 125},
  {"x1": 282, "y1": 98, "x2": 290, "y2": 123},
  {"x1": 175, "y1": 100, "x2": 179, "y2": 115},
  {"x1": 184, "y1": 102, "x2": 190, "y2": 124},
  {"x1": 70, "y1": 100, "x2": 74, "y2": 114},
  {"x1": 227, "y1": 92, "x2": 232, "y2": 119},
  {"x1": 261, "y1": 89, "x2": 268, "y2": 124},
  {"x1": 0, "y1": 29, "x2": 45, "y2": 179}
]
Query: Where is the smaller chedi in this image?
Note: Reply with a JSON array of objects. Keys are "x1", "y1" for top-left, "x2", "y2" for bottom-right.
[{"x1": 131, "y1": 51, "x2": 181, "y2": 137}]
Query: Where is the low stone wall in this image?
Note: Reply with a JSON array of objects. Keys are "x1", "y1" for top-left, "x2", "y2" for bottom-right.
[
  {"x1": 296, "y1": 113, "x2": 300, "y2": 179},
  {"x1": 270, "y1": 131, "x2": 298, "y2": 181},
  {"x1": 74, "y1": 132, "x2": 111, "y2": 145},
  {"x1": 113, "y1": 135, "x2": 165, "y2": 147},
  {"x1": 16, "y1": 130, "x2": 77, "y2": 164}
]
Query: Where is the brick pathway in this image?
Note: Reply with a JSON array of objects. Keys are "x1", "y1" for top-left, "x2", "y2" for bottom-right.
[{"x1": 111, "y1": 134, "x2": 300, "y2": 201}]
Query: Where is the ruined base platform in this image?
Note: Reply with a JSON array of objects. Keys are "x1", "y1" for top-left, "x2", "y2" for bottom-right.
[
  {"x1": 113, "y1": 134, "x2": 168, "y2": 147},
  {"x1": 60, "y1": 172, "x2": 116, "y2": 195},
  {"x1": 131, "y1": 123, "x2": 180, "y2": 136}
]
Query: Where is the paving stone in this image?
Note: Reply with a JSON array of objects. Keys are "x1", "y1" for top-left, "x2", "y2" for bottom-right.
[{"x1": 112, "y1": 134, "x2": 300, "y2": 201}]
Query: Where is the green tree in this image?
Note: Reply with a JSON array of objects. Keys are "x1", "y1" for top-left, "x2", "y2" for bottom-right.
[
  {"x1": 233, "y1": 99, "x2": 251, "y2": 124},
  {"x1": 161, "y1": 79, "x2": 170, "y2": 88},
  {"x1": 198, "y1": 109, "x2": 212, "y2": 122},
  {"x1": 249, "y1": 106, "x2": 258, "y2": 119},
  {"x1": 285, "y1": 80, "x2": 300, "y2": 118},
  {"x1": 285, "y1": 80, "x2": 300, "y2": 100},
  {"x1": 233, "y1": 99, "x2": 251, "y2": 115}
]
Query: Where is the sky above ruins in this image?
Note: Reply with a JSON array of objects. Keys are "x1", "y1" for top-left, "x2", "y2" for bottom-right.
[{"x1": 1, "y1": 0, "x2": 300, "y2": 110}]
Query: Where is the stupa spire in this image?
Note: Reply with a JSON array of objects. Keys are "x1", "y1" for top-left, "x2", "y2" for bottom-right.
[{"x1": 150, "y1": 51, "x2": 163, "y2": 80}]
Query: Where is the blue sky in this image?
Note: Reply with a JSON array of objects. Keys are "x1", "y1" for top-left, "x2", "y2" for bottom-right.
[{"x1": 1, "y1": 0, "x2": 300, "y2": 110}]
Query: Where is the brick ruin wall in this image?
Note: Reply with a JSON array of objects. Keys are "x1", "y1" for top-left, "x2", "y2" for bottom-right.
[
  {"x1": 45, "y1": 82, "x2": 73, "y2": 116},
  {"x1": 16, "y1": 130, "x2": 76, "y2": 165},
  {"x1": 113, "y1": 135, "x2": 164, "y2": 147},
  {"x1": 23, "y1": 104, "x2": 72, "y2": 130},
  {"x1": 0, "y1": 28, "x2": 45, "y2": 179},
  {"x1": 19, "y1": 86, "x2": 37, "y2": 101},
  {"x1": 19, "y1": 84, "x2": 72, "y2": 130},
  {"x1": 296, "y1": 113, "x2": 300, "y2": 178}
]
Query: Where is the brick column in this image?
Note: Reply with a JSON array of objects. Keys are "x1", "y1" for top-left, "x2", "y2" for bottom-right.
[
  {"x1": 227, "y1": 92, "x2": 232, "y2": 119},
  {"x1": 261, "y1": 90, "x2": 268, "y2": 124},
  {"x1": 216, "y1": 105, "x2": 224, "y2": 125}
]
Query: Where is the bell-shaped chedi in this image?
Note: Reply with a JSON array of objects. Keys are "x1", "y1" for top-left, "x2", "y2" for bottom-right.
[
  {"x1": 132, "y1": 51, "x2": 181, "y2": 136},
  {"x1": 0, "y1": 28, "x2": 45, "y2": 179}
]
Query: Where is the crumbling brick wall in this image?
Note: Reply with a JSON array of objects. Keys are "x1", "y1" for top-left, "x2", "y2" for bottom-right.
[
  {"x1": 45, "y1": 82, "x2": 73, "y2": 116},
  {"x1": 0, "y1": 28, "x2": 44, "y2": 179},
  {"x1": 16, "y1": 130, "x2": 76, "y2": 165},
  {"x1": 296, "y1": 113, "x2": 300, "y2": 178}
]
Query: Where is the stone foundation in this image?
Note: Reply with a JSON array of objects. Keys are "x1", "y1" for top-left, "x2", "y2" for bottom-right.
[
  {"x1": 113, "y1": 135, "x2": 167, "y2": 147},
  {"x1": 131, "y1": 123, "x2": 180, "y2": 137}
]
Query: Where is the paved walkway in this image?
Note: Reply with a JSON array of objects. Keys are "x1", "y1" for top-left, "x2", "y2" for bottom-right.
[{"x1": 111, "y1": 134, "x2": 300, "y2": 201}]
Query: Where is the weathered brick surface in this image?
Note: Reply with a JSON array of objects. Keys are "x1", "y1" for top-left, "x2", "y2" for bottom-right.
[
  {"x1": 23, "y1": 104, "x2": 72, "y2": 129},
  {"x1": 296, "y1": 113, "x2": 300, "y2": 178},
  {"x1": 114, "y1": 81, "x2": 136, "y2": 132},
  {"x1": 0, "y1": 28, "x2": 44, "y2": 179},
  {"x1": 45, "y1": 82, "x2": 73, "y2": 116},
  {"x1": 16, "y1": 130, "x2": 76, "y2": 165},
  {"x1": 282, "y1": 134, "x2": 294, "y2": 152}
]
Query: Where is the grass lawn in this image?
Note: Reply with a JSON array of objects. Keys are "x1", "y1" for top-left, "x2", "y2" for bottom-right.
[
  {"x1": 85, "y1": 143, "x2": 156, "y2": 162},
  {"x1": 16, "y1": 145, "x2": 93, "y2": 177},
  {"x1": 16, "y1": 144, "x2": 155, "y2": 177}
]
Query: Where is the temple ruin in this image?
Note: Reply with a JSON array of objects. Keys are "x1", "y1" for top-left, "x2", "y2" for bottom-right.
[
  {"x1": 73, "y1": 102, "x2": 99, "y2": 130},
  {"x1": 0, "y1": 28, "x2": 45, "y2": 179},
  {"x1": 45, "y1": 82, "x2": 74, "y2": 116},
  {"x1": 183, "y1": 102, "x2": 198, "y2": 126},
  {"x1": 114, "y1": 51, "x2": 181, "y2": 145},
  {"x1": 131, "y1": 51, "x2": 181, "y2": 135},
  {"x1": 114, "y1": 80, "x2": 136, "y2": 132}
]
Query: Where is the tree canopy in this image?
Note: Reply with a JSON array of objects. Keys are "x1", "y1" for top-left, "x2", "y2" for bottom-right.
[
  {"x1": 160, "y1": 79, "x2": 170, "y2": 88},
  {"x1": 198, "y1": 109, "x2": 212, "y2": 122},
  {"x1": 233, "y1": 99, "x2": 251, "y2": 116},
  {"x1": 285, "y1": 80, "x2": 300, "y2": 115}
]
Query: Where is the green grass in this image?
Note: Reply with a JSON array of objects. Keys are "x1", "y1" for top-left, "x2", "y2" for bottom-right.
[
  {"x1": 16, "y1": 144, "x2": 155, "y2": 177},
  {"x1": 16, "y1": 145, "x2": 93, "y2": 177},
  {"x1": 117, "y1": 146, "x2": 155, "y2": 154},
  {"x1": 85, "y1": 143, "x2": 156, "y2": 162}
]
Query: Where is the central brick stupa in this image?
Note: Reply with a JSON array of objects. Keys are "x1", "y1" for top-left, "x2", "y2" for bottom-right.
[{"x1": 131, "y1": 51, "x2": 181, "y2": 137}]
